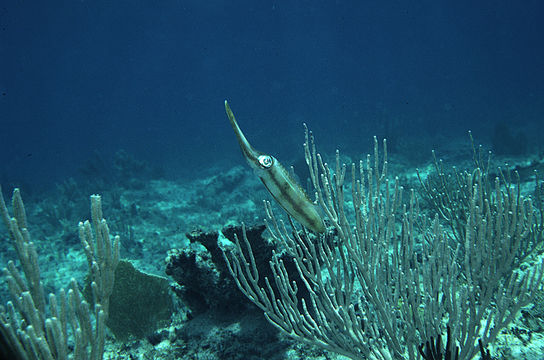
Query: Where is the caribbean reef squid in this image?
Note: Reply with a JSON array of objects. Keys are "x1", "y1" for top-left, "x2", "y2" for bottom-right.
[{"x1": 224, "y1": 100, "x2": 326, "y2": 234}]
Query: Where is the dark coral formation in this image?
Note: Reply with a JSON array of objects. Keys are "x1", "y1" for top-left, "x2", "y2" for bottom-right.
[
  {"x1": 165, "y1": 224, "x2": 292, "y2": 359},
  {"x1": 165, "y1": 224, "x2": 272, "y2": 315}
]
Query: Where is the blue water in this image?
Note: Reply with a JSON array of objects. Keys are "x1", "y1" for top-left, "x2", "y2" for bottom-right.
[{"x1": 1, "y1": 0, "x2": 543, "y2": 189}]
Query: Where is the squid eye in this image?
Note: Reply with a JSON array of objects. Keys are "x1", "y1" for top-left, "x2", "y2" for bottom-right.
[{"x1": 258, "y1": 155, "x2": 273, "y2": 169}]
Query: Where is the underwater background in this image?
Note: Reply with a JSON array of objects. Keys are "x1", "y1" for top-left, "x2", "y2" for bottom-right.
[{"x1": 1, "y1": 1, "x2": 544, "y2": 359}]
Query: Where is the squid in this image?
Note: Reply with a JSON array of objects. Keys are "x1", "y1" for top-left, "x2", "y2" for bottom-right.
[{"x1": 224, "y1": 100, "x2": 325, "y2": 233}]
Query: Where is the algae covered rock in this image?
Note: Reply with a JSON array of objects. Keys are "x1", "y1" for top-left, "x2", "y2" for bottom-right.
[{"x1": 107, "y1": 260, "x2": 174, "y2": 341}]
